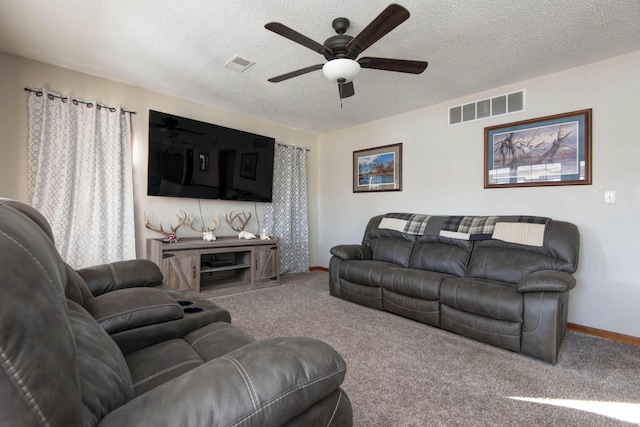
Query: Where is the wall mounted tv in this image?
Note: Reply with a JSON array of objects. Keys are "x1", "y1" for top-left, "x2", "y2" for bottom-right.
[{"x1": 147, "y1": 110, "x2": 275, "y2": 202}]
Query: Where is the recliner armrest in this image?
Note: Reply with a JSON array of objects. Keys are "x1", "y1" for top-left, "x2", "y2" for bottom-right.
[
  {"x1": 330, "y1": 244, "x2": 371, "y2": 261},
  {"x1": 97, "y1": 337, "x2": 349, "y2": 427},
  {"x1": 516, "y1": 270, "x2": 576, "y2": 293},
  {"x1": 77, "y1": 259, "x2": 164, "y2": 296},
  {"x1": 84, "y1": 287, "x2": 183, "y2": 334}
]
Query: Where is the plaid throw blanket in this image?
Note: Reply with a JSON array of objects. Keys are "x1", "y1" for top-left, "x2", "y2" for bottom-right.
[{"x1": 379, "y1": 213, "x2": 549, "y2": 247}]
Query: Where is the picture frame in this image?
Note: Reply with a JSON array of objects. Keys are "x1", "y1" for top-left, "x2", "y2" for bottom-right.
[
  {"x1": 240, "y1": 153, "x2": 258, "y2": 180},
  {"x1": 353, "y1": 143, "x2": 403, "y2": 193},
  {"x1": 484, "y1": 109, "x2": 592, "y2": 188}
]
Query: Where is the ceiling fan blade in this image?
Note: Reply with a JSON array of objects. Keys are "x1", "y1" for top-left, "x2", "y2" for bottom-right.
[
  {"x1": 346, "y1": 4, "x2": 410, "y2": 59},
  {"x1": 265, "y1": 22, "x2": 333, "y2": 56},
  {"x1": 339, "y1": 81, "x2": 355, "y2": 99},
  {"x1": 358, "y1": 57, "x2": 428, "y2": 74},
  {"x1": 268, "y1": 64, "x2": 324, "y2": 82}
]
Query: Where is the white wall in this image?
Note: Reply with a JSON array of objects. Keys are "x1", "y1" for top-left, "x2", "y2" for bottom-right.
[
  {"x1": 3, "y1": 50, "x2": 639, "y2": 337},
  {"x1": 0, "y1": 52, "x2": 320, "y2": 261},
  {"x1": 318, "y1": 51, "x2": 640, "y2": 338}
]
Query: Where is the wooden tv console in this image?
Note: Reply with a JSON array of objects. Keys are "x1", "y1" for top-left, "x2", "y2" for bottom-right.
[{"x1": 146, "y1": 236, "x2": 280, "y2": 297}]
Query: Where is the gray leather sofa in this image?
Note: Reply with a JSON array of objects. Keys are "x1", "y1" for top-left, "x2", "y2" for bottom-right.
[
  {"x1": 329, "y1": 213, "x2": 580, "y2": 364},
  {"x1": 0, "y1": 199, "x2": 352, "y2": 426}
]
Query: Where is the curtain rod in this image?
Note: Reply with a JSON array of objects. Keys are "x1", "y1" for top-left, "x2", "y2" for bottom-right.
[
  {"x1": 277, "y1": 142, "x2": 310, "y2": 152},
  {"x1": 24, "y1": 88, "x2": 136, "y2": 114}
]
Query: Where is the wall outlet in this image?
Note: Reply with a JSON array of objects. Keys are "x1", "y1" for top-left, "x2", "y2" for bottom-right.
[{"x1": 604, "y1": 190, "x2": 616, "y2": 204}]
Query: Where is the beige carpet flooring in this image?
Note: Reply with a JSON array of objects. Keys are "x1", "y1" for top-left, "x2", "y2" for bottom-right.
[{"x1": 207, "y1": 271, "x2": 640, "y2": 426}]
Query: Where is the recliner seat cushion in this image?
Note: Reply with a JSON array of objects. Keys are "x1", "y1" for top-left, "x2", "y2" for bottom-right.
[
  {"x1": 440, "y1": 305, "x2": 522, "y2": 352},
  {"x1": 380, "y1": 267, "x2": 448, "y2": 300},
  {"x1": 126, "y1": 322, "x2": 255, "y2": 396},
  {"x1": 440, "y1": 278, "x2": 523, "y2": 322},
  {"x1": 337, "y1": 278, "x2": 384, "y2": 310},
  {"x1": 337, "y1": 259, "x2": 396, "y2": 287}
]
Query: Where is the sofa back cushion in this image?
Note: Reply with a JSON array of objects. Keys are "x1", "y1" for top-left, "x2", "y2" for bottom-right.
[
  {"x1": 467, "y1": 220, "x2": 580, "y2": 283},
  {"x1": 409, "y1": 235, "x2": 473, "y2": 277},
  {"x1": 0, "y1": 200, "x2": 133, "y2": 426},
  {"x1": 363, "y1": 215, "x2": 415, "y2": 267}
]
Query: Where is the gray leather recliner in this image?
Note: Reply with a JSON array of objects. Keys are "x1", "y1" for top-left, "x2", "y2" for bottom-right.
[{"x1": 0, "y1": 199, "x2": 353, "y2": 426}]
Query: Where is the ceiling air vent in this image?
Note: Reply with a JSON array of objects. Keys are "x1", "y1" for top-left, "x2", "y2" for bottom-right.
[
  {"x1": 224, "y1": 56, "x2": 255, "y2": 73},
  {"x1": 449, "y1": 90, "x2": 525, "y2": 125}
]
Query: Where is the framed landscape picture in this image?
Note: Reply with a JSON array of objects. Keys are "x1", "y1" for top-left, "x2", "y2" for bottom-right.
[
  {"x1": 353, "y1": 143, "x2": 402, "y2": 193},
  {"x1": 484, "y1": 109, "x2": 592, "y2": 188}
]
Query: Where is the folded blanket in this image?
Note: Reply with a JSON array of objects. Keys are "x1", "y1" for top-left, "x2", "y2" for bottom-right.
[{"x1": 379, "y1": 213, "x2": 549, "y2": 247}]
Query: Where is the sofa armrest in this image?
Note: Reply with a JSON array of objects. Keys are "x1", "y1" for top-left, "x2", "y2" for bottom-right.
[
  {"x1": 516, "y1": 270, "x2": 576, "y2": 293},
  {"x1": 77, "y1": 259, "x2": 164, "y2": 297},
  {"x1": 84, "y1": 287, "x2": 183, "y2": 334},
  {"x1": 97, "y1": 337, "x2": 348, "y2": 427},
  {"x1": 330, "y1": 244, "x2": 371, "y2": 261}
]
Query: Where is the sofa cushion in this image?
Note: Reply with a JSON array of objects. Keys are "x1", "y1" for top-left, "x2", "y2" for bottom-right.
[
  {"x1": 77, "y1": 259, "x2": 164, "y2": 296},
  {"x1": 440, "y1": 305, "x2": 522, "y2": 352},
  {"x1": 67, "y1": 301, "x2": 135, "y2": 425},
  {"x1": 185, "y1": 322, "x2": 256, "y2": 361},
  {"x1": 440, "y1": 278, "x2": 523, "y2": 322},
  {"x1": 380, "y1": 268, "x2": 448, "y2": 300},
  {"x1": 337, "y1": 259, "x2": 396, "y2": 287},
  {"x1": 126, "y1": 322, "x2": 256, "y2": 396},
  {"x1": 408, "y1": 236, "x2": 472, "y2": 277},
  {"x1": 337, "y1": 278, "x2": 384, "y2": 310},
  {"x1": 467, "y1": 220, "x2": 580, "y2": 283},
  {"x1": 382, "y1": 291, "x2": 440, "y2": 326},
  {"x1": 368, "y1": 237, "x2": 414, "y2": 267}
]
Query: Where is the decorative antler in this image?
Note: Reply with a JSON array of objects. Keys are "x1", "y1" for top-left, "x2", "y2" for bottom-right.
[
  {"x1": 225, "y1": 211, "x2": 252, "y2": 232},
  {"x1": 172, "y1": 211, "x2": 187, "y2": 233},
  {"x1": 181, "y1": 210, "x2": 201, "y2": 233},
  {"x1": 144, "y1": 212, "x2": 186, "y2": 243},
  {"x1": 209, "y1": 214, "x2": 221, "y2": 232},
  {"x1": 185, "y1": 211, "x2": 221, "y2": 241}
]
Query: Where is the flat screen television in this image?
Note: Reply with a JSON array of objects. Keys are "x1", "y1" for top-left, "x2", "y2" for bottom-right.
[{"x1": 147, "y1": 110, "x2": 275, "y2": 202}]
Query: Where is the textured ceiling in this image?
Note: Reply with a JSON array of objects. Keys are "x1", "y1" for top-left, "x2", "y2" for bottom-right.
[{"x1": 1, "y1": 0, "x2": 639, "y2": 133}]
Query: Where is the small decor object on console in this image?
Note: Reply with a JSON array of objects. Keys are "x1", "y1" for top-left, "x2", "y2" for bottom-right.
[
  {"x1": 260, "y1": 228, "x2": 271, "y2": 240},
  {"x1": 144, "y1": 212, "x2": 186, "y2": 243},
  {"x1": 239, "y1": 230, "x2": 257, "y2": 240},
  {"x1": 183, "y1": 210, "x2": 221, "y2": 241}
]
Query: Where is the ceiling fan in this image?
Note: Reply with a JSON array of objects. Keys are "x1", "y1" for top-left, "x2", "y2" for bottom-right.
[{"x1": 265, "y1": 4, "x2": 428, "y2": 101}]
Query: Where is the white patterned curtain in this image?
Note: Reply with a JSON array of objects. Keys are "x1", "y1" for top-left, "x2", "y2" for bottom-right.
[
  {"x1": 264, "y1": 143, "x2": 309, "y2": 274},
  {"x1": 27, "y1": 89, "x2": 135, "y2": 269}
]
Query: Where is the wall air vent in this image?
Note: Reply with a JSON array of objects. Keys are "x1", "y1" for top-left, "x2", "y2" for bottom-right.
[
  {"x1": 224, "y1": 56, "x2": 255, "y2": 73},
  {"x1": 448, "y1": 90, "x2": 525, "y2": 125}
]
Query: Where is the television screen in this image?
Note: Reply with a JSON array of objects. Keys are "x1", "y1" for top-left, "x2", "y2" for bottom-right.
[{"x1": 147, "y1": 110, "x2": 275, "y2": 202}]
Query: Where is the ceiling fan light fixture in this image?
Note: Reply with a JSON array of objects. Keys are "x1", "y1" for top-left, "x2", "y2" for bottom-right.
[{"x1": 322, "y1": 58, "x2": 360, "y2": 83}]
